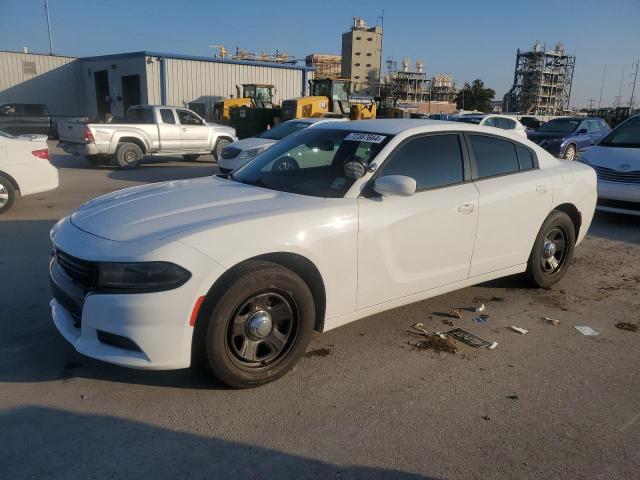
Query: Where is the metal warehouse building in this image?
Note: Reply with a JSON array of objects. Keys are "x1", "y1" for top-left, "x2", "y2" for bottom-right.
[{"x1": 1, "y1": 50, "x2": 314, "y2": 120}]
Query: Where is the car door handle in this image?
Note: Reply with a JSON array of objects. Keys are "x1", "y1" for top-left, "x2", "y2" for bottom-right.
[
  {"x1": 536, "y1": 185, "x2": 548, "y2": 194},
  {"x1": 180, "y1": 127, "x2": 188, "y2": 132},
  {"x1": 458, "y1": 203, "x2": 475, "y2": 214}
]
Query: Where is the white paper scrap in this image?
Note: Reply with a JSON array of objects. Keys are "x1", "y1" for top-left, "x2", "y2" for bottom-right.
[
  {"x1": 510, "y1": 326, "x2": 528, "y2": 334},
  {"x1": 575, "y1": 326, "x2": 599, "y2": 336}
]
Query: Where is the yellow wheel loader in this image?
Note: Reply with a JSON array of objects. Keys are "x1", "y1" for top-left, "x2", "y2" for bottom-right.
[{"x1": 214, "y1": 84, "x2": 276, "y2": 123}]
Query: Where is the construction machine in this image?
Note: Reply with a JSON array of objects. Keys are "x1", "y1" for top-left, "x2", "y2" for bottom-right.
[
  {"x1": 280, "y1": 79, "x2": 376, "y2": 121},
  {"x1": 215, "y1": 84, "x2": 279, "y2": 138}
]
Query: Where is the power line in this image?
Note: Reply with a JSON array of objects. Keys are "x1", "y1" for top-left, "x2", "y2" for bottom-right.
[
  {"x1": 44, "y1": 0, "x2": 54, "y2": 55},
  {"x1": 630, "y1": 60, "x2": 639, "y2": 110}
]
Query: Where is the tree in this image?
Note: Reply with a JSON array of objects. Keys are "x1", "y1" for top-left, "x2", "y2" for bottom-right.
[{"x1": 455, "y1": 79, "x2": 495, "y2": 112}]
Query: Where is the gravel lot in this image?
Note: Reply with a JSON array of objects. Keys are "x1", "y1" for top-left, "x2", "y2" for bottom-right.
[{"x1": 1, "y1": 145, "x2": 639, "y2": 479}]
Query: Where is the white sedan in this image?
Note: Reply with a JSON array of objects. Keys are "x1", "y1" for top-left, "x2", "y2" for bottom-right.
[
  {"x1": 0, "y1": 131, "x2": 59, "y2": 213},
  {"x1": 580, "y1": 114, "x2": 640, "y2": 216},
  {"x1": 456, "y1": 114, "x2": 528, "y2": 138},
  {"x1": 218, "y1": 117, "x2": 347, "y2": 174},
  {"x1": 49, "y1": 120, "x2": 596, "y2": 388}
]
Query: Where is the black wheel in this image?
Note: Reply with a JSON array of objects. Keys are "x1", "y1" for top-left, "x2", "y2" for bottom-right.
[
  {"x1": 0, "y1": 176, "x2": 16, "y2": 214},
  {"x1": 182, "y1": 154, "x2": 200, "y2": 161},
  {"x1": 564, "y1": 144, "x2": 576, "y2": 161},
  {"x1": 272, "y1": 156, "x2": 299, "y2": 171},
  {"x1": 525, "y1": 210, "x2": 576, "y2": 288},
  {"x1": 85, "y1": 155, "x2": 108, "y2": 166},
  {"x1": 196, "y1": 260, "x2": 315, "y2": 388},
  {"x1": 115, "y1": 142, "x2": 143, "y2": 169},
  {"x1": 213, "y1": 137, "x2": 232, "y2": 161}
]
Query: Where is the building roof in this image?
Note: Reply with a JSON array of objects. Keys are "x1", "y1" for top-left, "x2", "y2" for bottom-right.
[{"x1": 79, "y1": 50, "x2": 315, "y2": 71}]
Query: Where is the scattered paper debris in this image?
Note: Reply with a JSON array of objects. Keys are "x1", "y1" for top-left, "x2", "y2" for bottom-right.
[
  {"x1": 488, "y1": 342, "x2": 498, "y2": 350},
  {"x1": 544, "y1": 316, "x2": 560, "y2": 326},
  {"x1": 411, "y1": 323, "x2": 431, "y2": 336},
  {"x1": 476, "y1": 304, "x2": 486, "y2": 313},
  {"x1": 447, "y1": 328, "x2": 493, "y2": 348},
  {"x1": 448, "y1": 308, "x2": 464, "y2": 319},
  {"x1": 510, "y1": 326, "x2": 528, "y2": 334},
  {"x1": 615, "y1": 322, "x2": 638, "y2": 332},
  {"x1": 575, "y1": 326, "x2": 599, "y2": 336}
]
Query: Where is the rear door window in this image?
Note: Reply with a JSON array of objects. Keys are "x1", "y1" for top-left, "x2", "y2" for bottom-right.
[
  {"x1": 380, "y1": 134, "x2": 465, "y2": 190},
  {"x1": 470, "y1": 135, "x2": 520, "y2": 178},
  {"x1": 160, "y1": 109, "x2": 176, "y2": 124}
]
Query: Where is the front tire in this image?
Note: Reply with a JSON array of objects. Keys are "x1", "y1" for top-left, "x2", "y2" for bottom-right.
[
  {"x1": 563, "y1": 144, "x2": 576, "y2": 161},
  {"x1": 213, "y1": 137, "x2": 232, "y2": 161},
  {"x1": 525, "y1": 210, "x2": 576, "y2": 288},
  {"x1": 0, "y1": 176, "x2": 16, "y2": 214},
  {"x1": 115, "y1": 142, "x2": 143, "y2": 169},
  {"x1": 197, "y1": 260, "x2": 315, "y2": 388}
]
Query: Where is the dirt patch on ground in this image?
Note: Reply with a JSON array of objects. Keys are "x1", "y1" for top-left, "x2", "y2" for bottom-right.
[
  {"x1": 615, "y1": 322, "x2": 639, "y2": 332},
  {"x1": 303, "y1": 347, "x2": 334, "y2": 358},
  {"x1": 409, "y1": 336, "x2": 458, "y2": 354}
]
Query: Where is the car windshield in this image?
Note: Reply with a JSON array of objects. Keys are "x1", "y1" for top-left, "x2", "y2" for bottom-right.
[
  {"x1": 599, "y1": 116, "x2": 640, "y2": 148},
  {"x1": 0, "y1": 130, "x2": 16, "y2": 139},
  {"x1": 257, "y1": 121, "x2": 311, "y2": 140},
  {"x1": 231, "y1": 128, "x2": 393, "y2": 198},
  {"x1": 456, "y1": 117, "x2": 483, "y2": 124},
  {"x1": 537, "y1": 119, "x2": 580, "y2": 133}
]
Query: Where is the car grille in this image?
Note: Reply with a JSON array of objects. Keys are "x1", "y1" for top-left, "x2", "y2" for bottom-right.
[
  {"x1": 50, "y1": 279, "x2": 83, "y2": 326},
  {"x1": 592, "y1": 165, "x2": 640, "y2": 184},
  {"x1": 220, "y1": 147, "x2": 241, "y2": 159},
  {"x1": 55, "y1": 249, "x2": 97, "y2": 289}
]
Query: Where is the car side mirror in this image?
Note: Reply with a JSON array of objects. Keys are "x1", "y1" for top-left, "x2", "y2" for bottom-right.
[
  {"x1": 578, "y1": 128, "x2": 588, "y2": 134},
  {"x1": 374, "y1": 175, "x2": 417, "y2": 197}
]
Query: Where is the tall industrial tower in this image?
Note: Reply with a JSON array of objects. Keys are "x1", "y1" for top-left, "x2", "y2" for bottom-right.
[
  {"x1": 341, "y1": 17, "x2": 383, "y2": 96},
  {"x1": 503, "y1": 42, "x2": 575, "y2": 115}
]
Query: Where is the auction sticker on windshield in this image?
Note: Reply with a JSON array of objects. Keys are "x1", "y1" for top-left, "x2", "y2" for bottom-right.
[{"x1": 345, "y1": 133, "x2": 387, "y2": 143}]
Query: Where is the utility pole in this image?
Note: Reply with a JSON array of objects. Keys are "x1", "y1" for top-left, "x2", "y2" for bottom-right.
[
  {"x1": 615, "y1": 66, "x2": 626, "y2": 108},
  {"x1": 44, "y1": 0, "x2": 54, "y2": 55},
  {"x1": 630, "y1": 60, "x2": 639, "y2": 110},
  {"x1": 587, "y1": 98, "x2": 596, "y2": 110},
  {"x1": 597, "y1": 65, "x2": 606, "y2": 108},
  {"x1": 377, "y1": 10, "x2": 384, "y2": 98}
]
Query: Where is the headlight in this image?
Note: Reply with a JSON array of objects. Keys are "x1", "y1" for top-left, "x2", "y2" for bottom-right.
[
  {"x1": 97, "y1": 262, "x2": 191, "y2": 293},
  {"x1": 238, "y1": 145, "x2": 269, "y2": 160}
]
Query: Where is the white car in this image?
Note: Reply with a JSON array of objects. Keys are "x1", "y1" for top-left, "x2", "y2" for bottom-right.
[
  {"x1": 581, "y1": 114, "x2": 640, "y2": 216},
  {"x1": 50, "y1": 120, "x2": 596, "y2": 388},
  {"x1": 0, "y1": 131, "x2": 59, "y2": 213},
  {"x1": 218, "y1": 118, "x2": 347, "y2": 173},
  {"x1": 456, "y1": 114, "x2": 528, "y2": 138}
]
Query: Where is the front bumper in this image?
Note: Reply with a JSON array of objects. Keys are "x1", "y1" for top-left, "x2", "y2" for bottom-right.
[
  {"x1": 218, "y1": 155, "x2": 247, "y2": 172},
  {"x1": 57, "y1": 141, "x2": 100, "y2": 156},
  {"x1": 596, "y1": 180, "x2": 640, "y2": 216},
  {"x1": 49, "y1": 218, "x2": 226, "y2": 369}
]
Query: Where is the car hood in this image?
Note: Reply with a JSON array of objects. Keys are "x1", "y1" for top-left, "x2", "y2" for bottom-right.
[
  {"x1": 229, "y1": 137, "x2": 278, "y2": 151},
  {"x1": 527, "y1": 131, "x2": 571, "y2": 141},
  {"x1": 70, "y1": 176, "x2": 323, "y2": 242},
  {"x1": 206, "y1": 122, "x2": 236, "y2": 136},
  {"x1": 582, "y1": 145, "x2": 640, "y2": 169}
]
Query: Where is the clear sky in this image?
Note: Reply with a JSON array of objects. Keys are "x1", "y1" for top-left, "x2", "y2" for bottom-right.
[{"x1": 1, "y1": 0, "x2": 639, "y2": 108}]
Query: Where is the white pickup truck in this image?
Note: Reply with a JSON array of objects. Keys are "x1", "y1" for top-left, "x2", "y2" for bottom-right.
[{"x1": 58, "y1": 105, "x2": 237, "y2": 169}]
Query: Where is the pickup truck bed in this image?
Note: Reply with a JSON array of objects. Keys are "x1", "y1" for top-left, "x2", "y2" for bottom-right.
[{"x1": 0, "y1": 103, "x2": 87, "y2": 138}]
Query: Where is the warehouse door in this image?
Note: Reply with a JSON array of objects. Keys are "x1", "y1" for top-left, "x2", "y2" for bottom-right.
[
  {"x1": 122, "y1": 75, "x2": 141, "y2": 113},
  {"x1": 94, "y1": 70, "x2": 111, "y2": 119}
]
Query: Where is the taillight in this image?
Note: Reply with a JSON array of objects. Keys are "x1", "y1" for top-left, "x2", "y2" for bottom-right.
[
  {"x1": 84, "y1": 126, "x2": 95, "y2": 143},
  {"x1": 31, "y1": 148, "x2": 50, "y2": 160}
]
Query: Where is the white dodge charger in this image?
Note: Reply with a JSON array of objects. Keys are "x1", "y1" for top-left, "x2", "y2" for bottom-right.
[{"x1": 50, "y1": 120, "x2": 597, "y2": 388}]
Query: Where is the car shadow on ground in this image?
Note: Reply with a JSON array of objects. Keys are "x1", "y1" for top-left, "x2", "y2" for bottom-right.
[
  {"x1": 0, "y1": 407, "x2": 436, "y2": 479},
  {"x1": 588, "y1": 210, "x2": 640, "y2": 244}
]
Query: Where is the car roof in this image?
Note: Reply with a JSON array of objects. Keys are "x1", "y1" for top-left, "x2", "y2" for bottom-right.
[
  {"x1": 314, "y1": 119, "x2": 454, "y2": 134},
  {"x1": 283, "y1": 118, "x2": 347, "y2": 125}
]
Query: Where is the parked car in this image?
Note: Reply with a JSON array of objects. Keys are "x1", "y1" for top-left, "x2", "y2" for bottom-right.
[
  {"x1": 428, "y1": 113, "x2": 456, "y2": 121},
  {"x1": 218, "y1": 118, "x2": 347, "y2": 174},
  {"x1": 0, "y1": 103, "x2": 87, "y2": 139},
  {"x1": 519, "y1": 116, "x2": 544, "y2": 131},
  {"x1": 456, "y1": 114, "x2": 527, "y2": 138},
  {"x1": 527, "y1": 117, "x2": 611, "y2": 160},
  {"x1": 580, "y1": 114, "x2": 640, "y2": 216},
  {"x1": 0, "y1": 130, "x2": 59, "y2": 213},
  {"x1": 57, "y1": 105, "x2": 237, "y2": 169},
  {"x1": 49, "y1": 120, "x2": 596, "y2": 388}
]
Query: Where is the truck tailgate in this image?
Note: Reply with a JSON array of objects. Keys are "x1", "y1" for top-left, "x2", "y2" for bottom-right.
[{"x1": 57, "y1": 121, "x2": 87, "y2": 143}]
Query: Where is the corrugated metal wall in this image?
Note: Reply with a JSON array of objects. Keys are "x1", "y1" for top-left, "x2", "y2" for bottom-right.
[
  {"x1": 148, "y1": 56, "x2": 311, "y2": 119},
  {"x1": 0, "y1": 51, "x2": 86, "y2": 115}
]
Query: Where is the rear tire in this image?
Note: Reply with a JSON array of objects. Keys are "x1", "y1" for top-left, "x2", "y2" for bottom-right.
[
  {"x1": 182, "y1": 154, "x2": 200, "y2": 161},
  {"x1": 196, "y1": 260, "x2": 315, "y2": 388},
  {"x1": 0, "y1": 176, "x2": 16, "y2": 214},
  {"x1": 525, "y1": 210, "x2": 576, "y2": 288},
  {"x1": 213, "y1": 137, "x2": 232, "y2": 161},
  {"x1": 115, "y1": 142, "x2": 143, "y2": 169}
]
